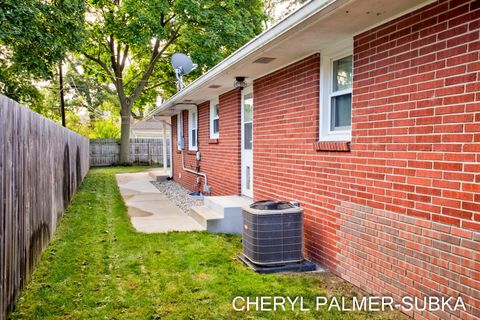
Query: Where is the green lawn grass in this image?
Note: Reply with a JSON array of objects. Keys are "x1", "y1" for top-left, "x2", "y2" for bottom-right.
[{"x1": 10, "y1": 167, "x2": 407, "y2": 320}]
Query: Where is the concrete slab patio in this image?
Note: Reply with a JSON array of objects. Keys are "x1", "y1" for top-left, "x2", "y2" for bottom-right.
[{"x1": 115, "y1": 169, "x2": 204, "y2": 233}]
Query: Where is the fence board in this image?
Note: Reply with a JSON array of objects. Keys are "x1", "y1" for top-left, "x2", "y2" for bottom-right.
[
  {"x1": 0, "y1": 95, "x2": 89, "y2": 319},
  {"x1": 90, "y1": 138, "x2": 171, "y2": 167}
]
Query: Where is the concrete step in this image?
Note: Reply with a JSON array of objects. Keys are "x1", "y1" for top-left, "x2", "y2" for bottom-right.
[
  {"x1": 148, "y1": 168, "x2": 170, "y2": 182},
  {"x1": 189, "y1": 206, "x2": 223, "y2": 229},
  {"x1": 200, "y1": 196, "x2": 253, "y2": 234},
  {"x1": 204, "y1": 196, "x2": 252, "y2": 215}
]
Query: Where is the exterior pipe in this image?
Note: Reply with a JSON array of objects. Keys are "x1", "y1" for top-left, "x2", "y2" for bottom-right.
[
  {"x1": 180, "y1": 149, "x2": 209, "y2": 193},
  {"x1": 162, "y1": 119, "x2": 168, "y2": 174},
  {"x1": 177, "y1": 103, "x2": 210, "y2": 193},
  {"x1": 169, "y1": 123, "x2": 173, "y2": 178}
]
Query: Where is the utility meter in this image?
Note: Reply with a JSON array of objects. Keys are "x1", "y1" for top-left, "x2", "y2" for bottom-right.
[{"x1": 177, "y1": 137, "x2": 185, "y2": 150}]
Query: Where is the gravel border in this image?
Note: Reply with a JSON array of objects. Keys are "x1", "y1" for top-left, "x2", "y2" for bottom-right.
[{"x1": 151, "y1": 180, "x2": 203, "y2": 214}]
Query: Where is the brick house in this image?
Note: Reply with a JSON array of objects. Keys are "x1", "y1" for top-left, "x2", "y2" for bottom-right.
[{"x1": 148, "y1": 0, "x2": 480, "y2": 318}]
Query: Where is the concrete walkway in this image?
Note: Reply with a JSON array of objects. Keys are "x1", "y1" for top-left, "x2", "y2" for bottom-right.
[{"x1": 116, "y1": 169, "x2": 204, "y2": 233}]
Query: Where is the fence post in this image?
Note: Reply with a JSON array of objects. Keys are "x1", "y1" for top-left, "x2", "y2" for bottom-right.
[{"x1": 148, "y1": 143, "x2": 152, "y2": 165}]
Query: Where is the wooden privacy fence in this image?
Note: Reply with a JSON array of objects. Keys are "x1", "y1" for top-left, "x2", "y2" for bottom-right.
[
  {"x1": 90, "y1": 138, "x2": 171, "y2": 167},
  {"x1": 0, "y1": 96, "x2": 89, "y2": 319}
]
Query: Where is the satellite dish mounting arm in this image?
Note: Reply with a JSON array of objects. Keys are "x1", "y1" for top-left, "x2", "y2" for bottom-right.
[
  {"x1": 170, "y1": 53, "x2": 197, "y2": 91},
  {"x1": 174, "y1": 67, "x2": 185, "y2": 90}
]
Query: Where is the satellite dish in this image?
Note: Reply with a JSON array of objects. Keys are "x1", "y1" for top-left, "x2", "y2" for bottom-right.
[
  {"x1": 171, "y1": 53, "x2": 196, "y2": 75},
  {"x1": 171, "y1": 53, "x2": 198, "y2": 90}
]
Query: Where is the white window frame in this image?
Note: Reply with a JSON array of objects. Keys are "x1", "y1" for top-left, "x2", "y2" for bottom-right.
[
  {"x1": 319, "y1": 47, "x2": 353, "y2": 142},
  {"x1": 176, "y1": 111, "x2": 183, "y2": 150},
  {"x1": 188, "y1": 107, "x2": 198, "y2": 151},
  {"x1": 210, "y1": 97, "x2": 220, "y2": 139}
]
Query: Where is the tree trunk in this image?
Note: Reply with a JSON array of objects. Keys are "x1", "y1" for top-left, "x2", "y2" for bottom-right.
[{"x1": 119, "y1": 101, "x2": 131, "y2": 164}]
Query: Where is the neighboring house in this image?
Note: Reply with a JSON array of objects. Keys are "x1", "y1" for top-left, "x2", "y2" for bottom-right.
[
  {"x1": 130, "y1": 116, "x2": 171, "y2": 139},
  {"x1": 149, "y1": 0, "x2": 480, "y2": 318}
]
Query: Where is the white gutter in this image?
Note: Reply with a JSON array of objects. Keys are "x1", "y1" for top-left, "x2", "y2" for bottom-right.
[{"x1": 145, "y1": 0, "x2": 344, "y2": 119}]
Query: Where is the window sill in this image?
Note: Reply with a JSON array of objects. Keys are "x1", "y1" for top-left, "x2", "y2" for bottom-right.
[
  {"x1": 314, "y1": 141, "x2": 351, "y2": 152},
  {"x1": 208, "y1": 139, "x2": 219, "y2": 144}
]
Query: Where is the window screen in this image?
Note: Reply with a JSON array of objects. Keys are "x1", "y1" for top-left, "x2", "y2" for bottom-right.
[{"x1": 330, "y1": 55, "x2": 352, "y2": 131}]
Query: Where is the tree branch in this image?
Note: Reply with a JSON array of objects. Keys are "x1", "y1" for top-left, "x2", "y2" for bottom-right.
[
  {"x1": 162, "y1": 14, "x2": 176, "y2": 26},
  {"x1": 128, "y1": 27, "x2": 181, "y2": 103},
  {"x1": 144, "y1": 80, "x2": 170, "y2": 91},
  {"x1": 65, "y1": 56, "x2": 81, "y2": 75},
  {"x1": 81, "y1": 51, "x2": 115, "y2": 83},
  {"x1": 124, "y1": 69, "x2": 143, "y2": 88},
  {"x1": 108, "y1": 35, "x2": 118, "y2": 76},
  {"x1": 120, "y1": 45, "x2": 129, "y2": 72},
  {"x1": 116, "y1": 41, "x2": 121, "y2": 70},
  {"x1": 107, "y1": 34, "x2": 129, "y2": 103}
]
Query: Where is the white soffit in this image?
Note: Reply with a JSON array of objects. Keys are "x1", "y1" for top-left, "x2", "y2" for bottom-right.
[{"x1": 151, "y1": 0, "x2": 434, "y2": 116}]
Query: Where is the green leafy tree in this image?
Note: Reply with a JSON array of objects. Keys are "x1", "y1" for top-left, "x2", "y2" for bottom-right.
[
  {"x1": 92, "y1": 119, "x2": 121, "y2": 139},
  {"x1": 81, "y1": 0, "x2": 265, "y2": 163},
  {"x1": 0, "y1": 64, "x2": 43, "y2": 107},
  {"x1": 65, "y1": 57, "x2": 120, "y2": 125},
  {"x1": 32, "y1": 58, "x2": 122, "y2": 137},
  {"x1": 36, "y1": 84, "x2": 62, "y2": 121},
  {"x1": 0, "y1": 0, "x2": 84, "y2": 106},
  {"x1": 263, "y1": 0, "x2": 308, "y2": 26},
  {"x1": 66, "y1": 113, "x2": 120, "y2": 139}
]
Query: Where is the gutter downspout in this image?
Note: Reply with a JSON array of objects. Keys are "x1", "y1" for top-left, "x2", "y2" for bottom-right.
[
  {"x1": 169, "y1": 123, "x2": 173, "y2": 177},
  {"x1": 162, "y1": 119, "x2": 168, "y2": 174}
]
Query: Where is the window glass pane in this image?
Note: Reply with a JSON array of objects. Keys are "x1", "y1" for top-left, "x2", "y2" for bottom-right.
[
  {"x1": 192, "y1": 129, "x2": 196, "y2": 147},
  {"x1": 214, "y1": 104, "x2": 219, "y2": 118},
  {"x1": 191, "y1": 111, "x2": 197, "y2": 128},
  {"x1": 244, "y1": 94, "x2": 253, "y2": 122},
  {"x1": 332, "y1": 55, "x2": 353, "y2": 92},
  {"x1": 331, "y1": 93, "x2": 352, "y2": 130},
  {"x1": 244, "y1": 122, "x2": 252, "y2": 150},
  {"x1": 213, "y1": 119, "x2": 219, "y2": 134},
  {"x1": 177, "y1": 113, "x2": 183, "y2": 137},
  {"x1": 246, "y1": 166, "x2": 251, "y2": 190}
]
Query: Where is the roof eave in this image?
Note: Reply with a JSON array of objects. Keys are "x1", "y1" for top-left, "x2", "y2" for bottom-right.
[{"x1": 146, "y1": 0, "x2": 342, "y2": 118}]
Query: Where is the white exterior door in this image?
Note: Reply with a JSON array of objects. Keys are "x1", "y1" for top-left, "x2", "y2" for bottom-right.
[{"x1": 241, "y1": 88, "x2": 253, "y2": 198}]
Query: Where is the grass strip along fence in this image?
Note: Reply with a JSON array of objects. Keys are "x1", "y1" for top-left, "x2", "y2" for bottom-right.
[
  {"x1": 0, "y1": 95, "x2": 89, "y2": 319},
  {"x1": 9, "y1": 167, "x2": 406, "y2": 320}
]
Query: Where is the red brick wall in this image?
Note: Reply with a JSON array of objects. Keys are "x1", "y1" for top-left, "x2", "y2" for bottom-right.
[
  {"x1": 254, "y1": 53, "x2": 342, "y2": 269},
  {"x1": 172, "y1": 110, "x2": 196, "y2": 192},
  {"x1": 253, "y1": 1, "x2": 479, "y2": 319},
  {"x1": 171, "y1": 89, "x2": 241, "y2": 195}
]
